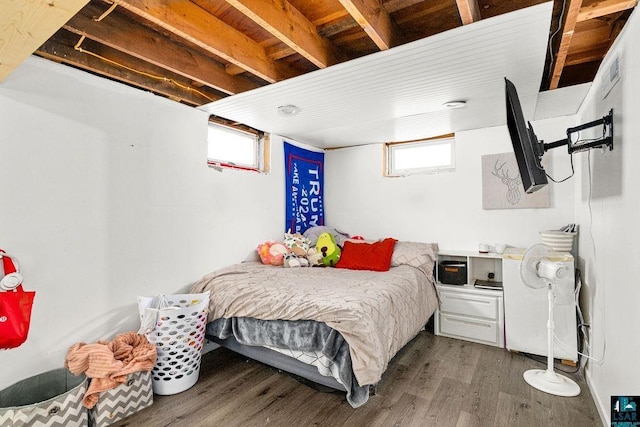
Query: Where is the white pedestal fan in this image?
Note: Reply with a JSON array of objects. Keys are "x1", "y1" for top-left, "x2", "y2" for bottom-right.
[{"x1": 520, "y1": 244, "x2": 580, "y2": 397}]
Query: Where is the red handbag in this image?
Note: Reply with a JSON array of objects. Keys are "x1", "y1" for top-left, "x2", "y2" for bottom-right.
[{"x1": 0, "y1": 250, "x2": 36, "y2": 349}]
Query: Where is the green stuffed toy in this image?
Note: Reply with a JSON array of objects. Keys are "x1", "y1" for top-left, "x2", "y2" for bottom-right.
[{"x1": 316, "y1": 232, "x2": 341, "y2": 266}]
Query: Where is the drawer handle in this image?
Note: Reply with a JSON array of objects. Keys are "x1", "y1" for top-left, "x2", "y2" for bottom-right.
[
  {"x1": 446, "y1": 296, "x2": 491, "y2": 305},
  {"x1": 447, "y1": 318, "x2": 491, "y2": 328}
]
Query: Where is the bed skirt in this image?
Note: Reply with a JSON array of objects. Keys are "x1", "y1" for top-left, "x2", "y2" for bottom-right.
[{"x1": 208, "y1": 334, "x2": 346, "y2": 391}]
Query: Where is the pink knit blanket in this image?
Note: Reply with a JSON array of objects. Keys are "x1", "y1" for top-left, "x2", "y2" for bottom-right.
[{"x1": 65, "y1": 331, "x2": 156, "y2": 408}]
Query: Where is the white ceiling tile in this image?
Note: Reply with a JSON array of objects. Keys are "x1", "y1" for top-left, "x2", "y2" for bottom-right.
[
  {"x1": 200, "y1": 3, "x2": 554, "y2": 148},
  {"x1": 534, "y1": 83, "x2": 591, "y2": 120}
]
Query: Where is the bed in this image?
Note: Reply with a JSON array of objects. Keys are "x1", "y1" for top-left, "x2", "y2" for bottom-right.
[{"x1": 189, "y1": 240, "x2": 439, "y2": 407}]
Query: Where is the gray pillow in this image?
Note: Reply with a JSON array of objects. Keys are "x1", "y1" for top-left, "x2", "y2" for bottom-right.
[{"x1": 303, "y1": 226, "x2": 349, "y2": 247}]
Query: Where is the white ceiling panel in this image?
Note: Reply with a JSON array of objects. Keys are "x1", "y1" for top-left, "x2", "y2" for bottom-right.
[
  {"x1": 535, "y1": 83, "x2": 591, "y2": 120},
  {"x1": 200, "y1": 3, "x2": 554, "y2": 148}
]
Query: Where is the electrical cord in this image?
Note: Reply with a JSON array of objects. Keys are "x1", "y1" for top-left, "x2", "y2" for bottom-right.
[
  {"x1": 545, "y1": 120, "x2": 608, "y2": 183},
  {"x1": 546, "y1": 0, "x2": 568, "y2": 83},
  {"x1": 585, "y1": 150, "x2": 607, "y2": 364},
  {"x1": 546, "y1": 151, "x2": 607, "y2": 365},
  {"x1": 546, "y1": 151, "x2": 575, "y2": 183},
  {"x1": 524, "y1": 269, "x2": 586, "y2": 375}
]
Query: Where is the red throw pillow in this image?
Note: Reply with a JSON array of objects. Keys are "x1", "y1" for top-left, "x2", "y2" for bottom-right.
[{"x1": 336, "y1": 238, "x2": 397, "y2": 272}]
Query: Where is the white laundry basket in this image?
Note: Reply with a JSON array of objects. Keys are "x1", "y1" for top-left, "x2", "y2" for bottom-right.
[{"x1": 138, "y1": 292, "x2": 210, "y2": 395}]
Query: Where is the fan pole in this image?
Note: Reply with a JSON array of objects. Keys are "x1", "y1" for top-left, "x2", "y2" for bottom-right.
[
  {"x1": 546, "y1": 283, "x2": 555, "y2": 375},
  {"x1": 523, "y1": 282, "x2": 580, "y2": 397}
]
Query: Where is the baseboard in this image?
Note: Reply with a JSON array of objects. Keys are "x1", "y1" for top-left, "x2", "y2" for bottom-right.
[{"x1": 585, "y1": 365, "x2": 608, "y2": 426}]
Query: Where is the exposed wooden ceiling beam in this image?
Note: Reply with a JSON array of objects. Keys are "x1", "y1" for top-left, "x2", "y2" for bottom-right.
[
  {"x1": 577, "y1": 0, "x2": 637, "y2": 21},
  {"x1": 225, "y1": 0, "x2": 346, "y2": 68},
  {"x1": 550, "y1": 0, "x2": 584, "y2": 89},
  {"x1": 455, "y1": 0, "x2": 481, "y2": 25},
  {"x1": 565, "y1": 46, "x2": 610, "y2": 66},
  {"x1": 37, "y1": 31, "x2": 222, "y2": 106},
  {"x1": 113, "y1": 0, "x2": 297, "y2": 83},
  {"x1": 63, "y1": 4, "x2": 261, "y2": 95},
  {"x1": 0, "y1": 0, "x2": 89, "y2": 82},
  {"x1": 338, "y1": 0, "x2": 399, "y2": 50}
]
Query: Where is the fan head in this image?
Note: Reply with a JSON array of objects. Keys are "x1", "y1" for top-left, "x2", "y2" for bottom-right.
[{"x1": 520, "y1": 244, "x2": 567, "y2": 289}]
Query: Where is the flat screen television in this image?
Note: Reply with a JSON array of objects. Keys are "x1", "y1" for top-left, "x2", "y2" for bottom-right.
[{"x1": 504, "y1": 78, "x2": 548, "y2": 193}]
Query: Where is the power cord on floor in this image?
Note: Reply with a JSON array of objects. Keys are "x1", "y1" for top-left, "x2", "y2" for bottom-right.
[{"x1": 523, "y1": 352, "x2": 581, "y2": 374}]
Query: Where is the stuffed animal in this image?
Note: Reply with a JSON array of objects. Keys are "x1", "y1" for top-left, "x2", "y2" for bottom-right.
[
  {"x1": 257, "y1": 241, "x2": 288, "y2": 266},
  {"x1": 283, "y1": 252, "x2": 310, "y2": 268},
  {"x1": 282, "y1": 230, "x2": 325, "y2": 267},
  {"x1": 316, "y1": 232, "x2": 341, "y2": 266},
  {"x1": 283, "y1": 230, "x2": 310, "y2": 256},
  {"x1": 305, "y1": 247, "x2": 324, "y2": 267}
]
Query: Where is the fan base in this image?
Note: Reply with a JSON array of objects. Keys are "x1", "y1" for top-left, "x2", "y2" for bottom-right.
[{"x1": 523, "y1": 369, "x2": 580, "y2": 397}]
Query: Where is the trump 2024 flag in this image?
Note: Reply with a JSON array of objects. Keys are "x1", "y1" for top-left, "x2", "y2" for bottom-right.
[{"x1": 284, "y1": 142, "x2": 324, "y2": 234}]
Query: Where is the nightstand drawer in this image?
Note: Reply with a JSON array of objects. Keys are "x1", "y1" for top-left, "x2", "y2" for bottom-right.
[
  {"x1": 438, "y1": 313, "x2": 498, "y2": 344},
  {"x1": 439, "y1": 291, "x2": 498, "y2": 320}
]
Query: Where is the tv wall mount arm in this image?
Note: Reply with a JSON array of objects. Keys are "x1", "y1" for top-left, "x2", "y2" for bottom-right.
[{"x1": 542, "y1": 109, "x2": 613, "y2": 154}]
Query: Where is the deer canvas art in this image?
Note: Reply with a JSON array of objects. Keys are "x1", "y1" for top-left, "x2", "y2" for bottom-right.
[{"x1": 482, "y1": 153, "x2": 550, "y2": 209}]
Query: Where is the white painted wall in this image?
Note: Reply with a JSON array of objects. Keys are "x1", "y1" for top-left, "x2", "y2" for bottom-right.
[
  {"x1": 325, "y1": 118, "x2": 576, "y2": 251},
  {"x1": 572, "y1": 8, "x2": 640, "y2": 424},
  {"x1": 3, "y1": 15, "x2": 636, "y2": 419},
  {"x1": 0, "y1": 56, "x2": 284, "y2": 389}
]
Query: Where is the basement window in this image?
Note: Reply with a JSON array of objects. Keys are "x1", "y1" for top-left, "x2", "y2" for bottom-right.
[
  {"x1": 385, "y1": 134, "x2": 455, "y2": 176},
  {"x1": 207, "y1": 119, "x2": 269, "y2": 173}
]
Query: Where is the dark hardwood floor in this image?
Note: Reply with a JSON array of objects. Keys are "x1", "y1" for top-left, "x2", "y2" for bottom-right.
[{"x1": 114, "y1": 331, "x2": 601, "y2": 426}]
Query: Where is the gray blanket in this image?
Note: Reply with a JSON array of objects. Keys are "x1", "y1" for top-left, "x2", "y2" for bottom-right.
[{"x1": 207, "y1": 317, "x2": 369, "y2": 407}]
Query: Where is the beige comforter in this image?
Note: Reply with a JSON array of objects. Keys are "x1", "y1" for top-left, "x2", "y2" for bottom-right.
[{"x1": 190, "y1": 262, "x2": 438, "y2": 386}]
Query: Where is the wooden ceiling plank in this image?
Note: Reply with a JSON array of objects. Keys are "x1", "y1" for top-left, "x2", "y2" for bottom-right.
[
  {"x1": 317, "y1": 17, "x2": 360, "y2": 38},
  {"x1": 226, "y1": 63, "x2": 248, "y2": 76},
  {"x1": 37, "y1": 32, "x2": 222, "y2": 105},
  {"x1": 577, "y1": 0, "x2": 637, "y2": 21},
  {"x1": 311, "y1": 10, "x2": 351, "y2": 27},
  {"x1": 565, "y1": 46, "x2": 609, "y2": 65},
  {"x1": 64, "y1": 4, "x2": 261, "y2": 95},
  {"x1": 0, "y1": 0, "x2": 89, "y2": 82},
  {"x1": 455, "y1": 0, "x2": 481, "y2": 25},
  {"x1": 266, "y1": 44, "x2": 298, "y2": 61},
  {"x1": 550, "y1": 0, "x2": 584, "y2": 89},
  {"x1": 383, "y1": 0, "x2": 425, "y2": 13},
  {"x1": 338, "y1": 0, "x2": 399, "y2": 50},
  {"x1": 225, "y1": 0, "x2": 345, "y2": 68},
  {"x1": 113, "y1": 0, "x2": 296, "y2": 83}
]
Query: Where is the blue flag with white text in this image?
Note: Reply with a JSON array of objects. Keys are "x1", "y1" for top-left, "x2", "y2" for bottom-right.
[{"x1": 284, "y1": 142, "x2": 324, "y2": 234}]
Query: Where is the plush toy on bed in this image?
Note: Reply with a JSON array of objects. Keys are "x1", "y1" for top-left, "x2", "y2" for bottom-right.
[
  {"x1": 282, "y1": 231, "x2": 324, "y2": 267},
  {"x1": 283, "y1": 252, "x2": 310, "y2": 268},
  {"x1": 316, "y1": 232, "x2": 341, "y2": 266},
  {"x1": 257, "y1": 241, "x2": 288, "y2": 266},
  {"x1": 305, "y1": 247, "x2": 324, "y2": 266},
  {"x1": 283, "y1": 230, "x2": 310, "y2": 256}
]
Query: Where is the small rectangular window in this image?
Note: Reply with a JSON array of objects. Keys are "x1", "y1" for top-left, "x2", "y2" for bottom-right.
[
  {"x1": 385, "y1": 134, "x2": 455, "y2": 176},
  {"x1": 207, "y1": 120, "x2": 269, "y2": 172}
]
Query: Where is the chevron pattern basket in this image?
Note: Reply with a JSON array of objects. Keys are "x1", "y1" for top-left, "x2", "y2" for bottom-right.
[
  {"x1": 89, "y1": 371, "x2": 153, "y2": 427},
  {"x1": 0, "y1": 369, "x2": 88, "y2": 427}
]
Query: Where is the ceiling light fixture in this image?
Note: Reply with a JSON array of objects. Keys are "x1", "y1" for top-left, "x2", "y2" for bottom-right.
[
  {"x1": 442, "y1": 100, "x2": 467, "y2": 109},
  {"x1": 277, "y1": 104, "x2": 301, "y2": 116}
]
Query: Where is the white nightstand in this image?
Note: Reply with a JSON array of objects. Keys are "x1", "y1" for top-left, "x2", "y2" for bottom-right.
[
  {"x1": 434, "y1": 251, "x2": 505, "y2": 348},
  {"x1": 434, "y1": 283, "x2": 504, "y2": 347}
]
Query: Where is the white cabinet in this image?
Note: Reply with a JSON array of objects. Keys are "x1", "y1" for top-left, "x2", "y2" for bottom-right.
[
  {"x1": 502, "y1": 248, "x2": 578, "y2": 361},
  {"x1": 434, "y1": 251, "x2": 505, "y2": 348},
  {"x1": 435, "y1": 284, "x2": 505, "y2": 347}
]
